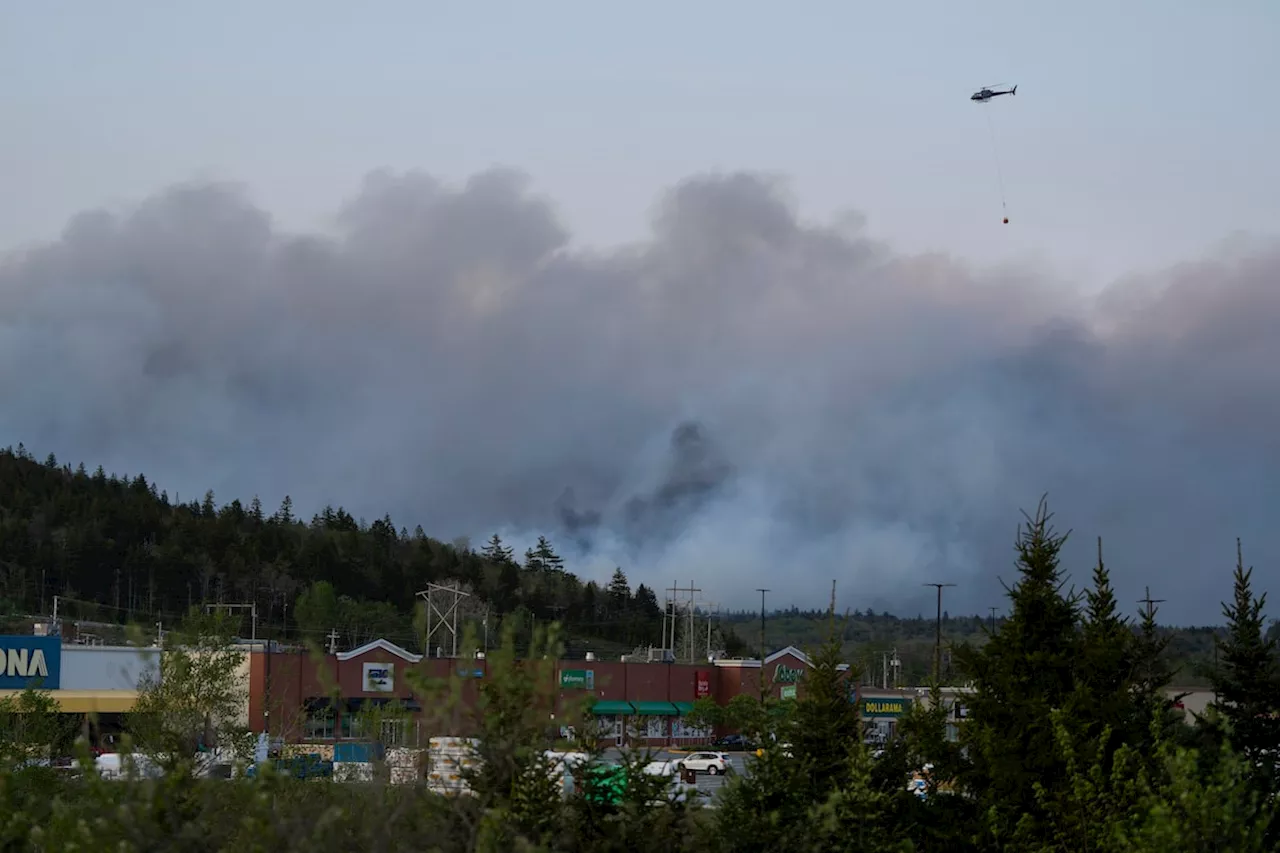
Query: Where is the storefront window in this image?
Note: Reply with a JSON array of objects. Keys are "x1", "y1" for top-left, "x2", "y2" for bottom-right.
[
  {"x1": 303, "y1": 700, "x2": 334, "y2": 740},
  {"x1": 672, "y1": 718, "x2": 711, "y2": 740},
  {"x1": 381, "y1": 719, "x2": 408, "y2": 747},
  {"x1": 645, "y1": 717, "x2": 665, "y2": 739}
]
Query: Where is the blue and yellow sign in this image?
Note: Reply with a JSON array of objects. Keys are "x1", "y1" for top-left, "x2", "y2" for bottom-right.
[{"x1": 0, "y1": 635, "x2": 61, "y2": 690}]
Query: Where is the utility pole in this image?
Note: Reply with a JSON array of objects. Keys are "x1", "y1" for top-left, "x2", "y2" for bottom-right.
[
  {"x1": 326, "y1": 628, "x2": 339, "y2": 654},
  {"x1": 989, "y1": 606, "x2": 998, "y2": 634},
  {"x1": 755, "y1": 588, "x2": 770, "y2": 661},
  {"x1": 923, "y1": 583, "x2": 956, "y2": 684},
  {"x1": 1138, "y1": 586, "x2": 1165, "y2": 622},
  {"x1": 205, "y1": 602, "x2": 258, "y2": 641}
]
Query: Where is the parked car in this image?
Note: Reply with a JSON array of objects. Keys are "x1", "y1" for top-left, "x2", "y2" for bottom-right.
[
  {"x1": 711, "y1": 733, "x2": 753, "y2": 751},
  {"x1": 677, "y1": 751, "x2": 731, "y2": 776},
  {"x1": 642, "y1": 759, "x2": 677, "y2": 777}
]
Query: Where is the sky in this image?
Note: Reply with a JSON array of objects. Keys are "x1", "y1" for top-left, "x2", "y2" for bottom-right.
[{"x1": 2, "y1": 1, "x2": 1279, "y2": 623}]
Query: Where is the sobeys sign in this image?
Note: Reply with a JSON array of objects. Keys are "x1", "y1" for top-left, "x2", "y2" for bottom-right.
[
  {"x1": 774, "y1": 664, "x2": 804, "y2": 684},
  {"x1": 0, "y1": 635, "x2": 61, "y2": 690},
  {"x1": 861, "y1": 697, "x2": 912, "y2": 718},
  {"x1": 560, "y1": 669, "x2": 595, "y2": 690}
]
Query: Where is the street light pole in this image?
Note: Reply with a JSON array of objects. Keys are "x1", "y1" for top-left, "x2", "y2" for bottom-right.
[
  {"x1": 755, "y1": 589, "x2": 770, "y2": 662},
  {"x1": 756, "y1": 588, "x2": 770, "y2": 702},
  {"x1": 923, "y1": 582, "x2": 956, "y2": 684}
]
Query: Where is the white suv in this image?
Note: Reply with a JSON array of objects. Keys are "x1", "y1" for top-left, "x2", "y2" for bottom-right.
[{"x1": 678, "y1": 751, "x2": 731, "y2": 776}]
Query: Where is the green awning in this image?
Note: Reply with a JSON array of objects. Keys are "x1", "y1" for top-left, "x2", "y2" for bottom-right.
[
  {"x1": 590, "y1": 700, "x2": 634, "y2": 715},
  {"x1": 630, "y1": 701, "x2": 678, "y2": 716},
  {"x1": 672, "y1": 702, "x2": 694, "y2": 715}
]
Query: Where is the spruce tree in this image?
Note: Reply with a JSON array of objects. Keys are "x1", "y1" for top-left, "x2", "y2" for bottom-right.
[
  {"x1": 1209, "y1": 538, "x2": 1280, "y2": 796},
  {"x1": 1070, "y1": 538, "x2": 1138, "y2": 758},
  {"x1": 481, "y1": 533, "x2": 515, "y2": 564},
  {"x1": 954, "y1": 497, "x2": 1081, "y2": 840},
  {"x1": 1131, "y1": 589, "x2": 1178, "y2": 749},
  {"x1": 533, "y1": 535, "x2": 564, "y2": 574}
]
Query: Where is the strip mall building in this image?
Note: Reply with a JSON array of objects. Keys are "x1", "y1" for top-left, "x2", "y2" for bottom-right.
[
  {"x1": 0, "y1": 632, "x2": 1215, "y2": 753},
  {"x1": 244, "y1": 639, "x2": 993, "y2": 749},
  {"x1": 0, "y1": 633, "x2": 167, "y2": 746}
]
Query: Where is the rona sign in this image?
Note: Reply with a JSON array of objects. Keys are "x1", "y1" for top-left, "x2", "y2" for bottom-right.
[{"x1": 0, "y1": 636, "x2": 61, "y2": 690}]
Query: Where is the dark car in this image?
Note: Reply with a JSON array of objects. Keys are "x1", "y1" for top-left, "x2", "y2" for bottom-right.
[{"x1": 711, "y1": 733, "x2": 753, "y2": 751}]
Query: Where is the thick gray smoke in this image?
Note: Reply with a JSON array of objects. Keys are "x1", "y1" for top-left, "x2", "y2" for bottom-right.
[{"x1": 2, "y1": 168, "x2": 1278, "y2": 623}]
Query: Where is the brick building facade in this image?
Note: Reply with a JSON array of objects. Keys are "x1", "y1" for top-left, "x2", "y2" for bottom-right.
[{"x1": 246, "y1": 641, "x2": 865, "y2": 748}]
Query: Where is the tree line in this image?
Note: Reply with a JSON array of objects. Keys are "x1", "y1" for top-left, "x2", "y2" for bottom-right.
[
  {"x1": 0, "y1": 444, "x2": 741, "y2": 656},
  {"x1": 0, "y1": 445, "x2": 1238, "y2": 678}
]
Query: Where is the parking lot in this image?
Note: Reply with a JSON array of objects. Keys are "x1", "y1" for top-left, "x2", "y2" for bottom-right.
[{"x1": 599, "y1": 748, "x2": 753, "y2": 799}]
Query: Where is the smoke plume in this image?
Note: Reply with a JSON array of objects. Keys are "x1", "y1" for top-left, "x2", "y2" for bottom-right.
[{"x1": 2, "y1": 168, "x2": 1278, "y2": 623}]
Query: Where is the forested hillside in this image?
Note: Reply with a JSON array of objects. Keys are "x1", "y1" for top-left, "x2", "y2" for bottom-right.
[{"x1": 0, "y1": 444, "x2": 1228, "y2": 681}]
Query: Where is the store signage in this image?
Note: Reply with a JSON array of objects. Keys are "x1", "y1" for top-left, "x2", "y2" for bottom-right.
[
  {"x1": 774, "y1": 665, "x2": 804, "y2": 684},
  {"x1": 780, "y1": 685, "x2": 797, "y2": 701},
  {"x1": 861, "y1": 697, "x2": 912, "y2": 718},
  {"x1": 362, "y1": 662, "x2": 394, "y2": 692},
  {"x1": 560, "y1": 669, "x2": 595, "y2": 690},
  {"x1": 0, "y1": 635, "x2": 61, "y2": 690},
  {"x1": 694, "y1": 670, "x2": 711, "y2": 699}
]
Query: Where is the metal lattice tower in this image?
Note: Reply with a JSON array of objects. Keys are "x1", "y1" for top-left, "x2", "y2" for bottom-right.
[
  {"x1": 417, "y1": 582, "x2": 471, "y2": 658},
  {"x1": 664, "y1": 580, "x2": 702, "y2": 663}
]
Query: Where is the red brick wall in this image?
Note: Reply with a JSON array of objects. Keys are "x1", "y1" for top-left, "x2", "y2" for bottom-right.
[{"x1": 253, "y1": 648, "x2": 776, "y2": 743}]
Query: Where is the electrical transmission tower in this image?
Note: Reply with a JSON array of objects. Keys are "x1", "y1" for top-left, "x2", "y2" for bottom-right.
[
  {"x1": 663, "y1": 580, "x2": 702, "y2": 664},
  {"x1": 417, "y1": 581, "x2": 470, "y2": 658}
]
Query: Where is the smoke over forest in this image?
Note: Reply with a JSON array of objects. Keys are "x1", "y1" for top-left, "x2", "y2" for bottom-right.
[{"x1": 2, "y1": 168, "x2": 1278, "y2": 622}]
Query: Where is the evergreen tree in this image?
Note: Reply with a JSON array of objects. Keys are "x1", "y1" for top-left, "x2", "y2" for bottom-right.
[
  {"x1": 1069, "y1": 538, "x2": 1138, "y2": 757},
  {"x1": 481, "y1": 533, "x2": 515, "y2": 564},
  {"x1": 606, "y1": 568, "x2": 630, "y2": 614},
  {"x1": 1209, "y1": 538, "x2": 1280, "y2": 797},
  {"x1": 789, "y1": 628, "x2": 863, "y2": 795},
  {"x1": 1132, "y1": 588, "x2": 1179, "y2": 747},
  {"x1": 954, "y1": 498, "x2": 1082, "y2": 841},
  {"x1": 532, "y1": 535, "x2": 564, "y2": 574},
  {"x1": 275, "y1": 496, "x2": 294, "y2": 526}
]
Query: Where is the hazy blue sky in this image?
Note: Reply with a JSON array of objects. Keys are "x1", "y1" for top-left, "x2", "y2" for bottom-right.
[{"x1": 3, "y1": 1, "x2": 1276, "y2": 285}]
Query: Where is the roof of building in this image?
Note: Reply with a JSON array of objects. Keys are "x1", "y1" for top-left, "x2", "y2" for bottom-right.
[{"x1": 336, "y1": 639, "x2": 423, "y2": 663}]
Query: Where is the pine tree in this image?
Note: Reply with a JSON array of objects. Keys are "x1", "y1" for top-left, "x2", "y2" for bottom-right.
[
  {"x1": 789, "y1": 628, "x2": 862, "y2": 795},
  {"x1": 1131, "y1": 588, "x2": 1178, "y2": 748},
  {"x1": 481, "y1": 533, "x2": 515, "y2": 564},
  {"x1": 275, "y1": 495, "x2": 294, "y2": 525},
  {"x1": 1071, "y1": 538, "x2": 1137, "y2": 754},
  {"x1": 606, "y1": 569, "x2": 630, "y2": 617},
  {"x1": 1209, "y1": 538, "x2": 1280, "y2": 795},
  {"x1": 954, "y1": 497, "x2": 1081, "y2": 841},
  {"x1": 533, "y1": 535, "x2": 564, "y2": 574}
]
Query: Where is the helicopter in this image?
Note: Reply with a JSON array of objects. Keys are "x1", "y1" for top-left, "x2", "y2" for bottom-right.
[{"x1": 970, "y1": 85, "x2": 1016, "y2": 102}]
